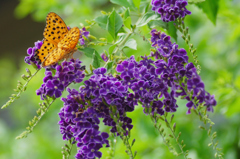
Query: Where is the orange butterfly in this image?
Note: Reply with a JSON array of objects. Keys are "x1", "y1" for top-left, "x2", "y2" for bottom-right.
[{"x1": 34, "y1": 12, "x2": 80, "y2": 67}]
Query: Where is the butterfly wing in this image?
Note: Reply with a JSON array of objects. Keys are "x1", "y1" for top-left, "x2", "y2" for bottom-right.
[
  {"x1": 43, "y1": 12, "x2": 69, "y2": 45},
  {"x1": 34, "y1": 38, "x2": 57, "y2": 65},
  {"x1": 58, "y1": 27, "x2": 80, "y2": 50},
  {"x1": 42, "y1": 27, "x2": 80, "y2": 67}
]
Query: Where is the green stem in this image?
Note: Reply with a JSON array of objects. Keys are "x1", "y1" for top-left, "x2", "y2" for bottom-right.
[
  {"x1": 164, "y1": 117, "x2": 188, "y2": 159},
  {"x1": 112, "y1": 32, "x2": 133, "y2": 57},
  {"x1": 1, "y1": 69, "x2": 40, "y2": 109},
  {"x1": 16, "y1": 97, "x2": 56, "y2": 139},
  {"x1": 66, "y1": 139, "x2": 74, "y2": 159},
  {"x1": 149, "y1": 114, "x2": 177, "y2": 155}
]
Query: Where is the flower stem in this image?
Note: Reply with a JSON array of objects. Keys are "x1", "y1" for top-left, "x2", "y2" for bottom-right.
[
  {"x1": 16, "y1": 97, "x2": 56, "y2": 139},
  {"x1": 164, "y1": 116, "x2": 189, "y2": 159},
  {"x1": 174, "y1": 18, "x2": 201, "y2": 74},
  {"x1": 1, "y1": 69, "x2": 40, "y2": 109}
]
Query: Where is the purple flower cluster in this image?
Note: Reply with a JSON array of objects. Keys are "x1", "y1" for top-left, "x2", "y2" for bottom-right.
[
  {"x1": 151, "y1": 0, "x2": 191, "y2": 22},
  {"x1": 81, "y1": 68, "x2": 135, "y2": 134},
  {"x1": 59, "y1": 88, "x2": 109, "y2": 159},
  {"x1": 116, "y1": 56, "x2": 173, "y2": 115},
  {"x1": 116, "y1": 29, "x2": 216, "y2": 115},
  {"x1": 25, "y1": 40, "x2": 43, "y2": 69},
  {"x1": 58, "y1": 68, "x2": 138, "y2": 158},
  {"x1": 151, "y1": 29, "x2": 216, "y2": 113},
  {"x1": 36, "y1": 59, "x2": 85, "y2": 100}
]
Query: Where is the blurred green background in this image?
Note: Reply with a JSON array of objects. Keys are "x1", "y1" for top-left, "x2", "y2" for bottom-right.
[{"x1": 0, "y1": 0, "x2": 239, "y2": 159}]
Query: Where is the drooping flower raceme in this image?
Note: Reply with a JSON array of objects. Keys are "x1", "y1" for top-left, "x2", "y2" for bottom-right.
[
  {"x1": 58, "y1": 68, "x2": 138, "y2": 158},
  {"x1": 116, "y1": 29, "x2": 216, "y2": 115},
  {"x1": 151, "y1": 0, "x2": 191, "y2": 22},
  {"x1": 59, "y1": 88, "x2": 109, "y2": 159}
]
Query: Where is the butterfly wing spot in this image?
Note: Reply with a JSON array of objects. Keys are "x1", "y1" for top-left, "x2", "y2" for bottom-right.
[
  {"x1": 34, "y1": 38, "x2": 57, "y2": 64},
  {"x1": 43, "y1": 12, "x2": 68, "y2": 44}
]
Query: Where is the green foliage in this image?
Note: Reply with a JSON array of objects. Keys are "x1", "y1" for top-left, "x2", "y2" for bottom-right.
[
  {"x1": 1, "y1": 0, "x2": 240, "y2": 159},
  {"x1": 16, "y1": 97, "x2": 56, "y2": 139},
  {"x1": 136, "y1": 11, "x2": 159, "y2": 27},
  {"x1": 1, "y1": 68, "x2": 40, "y2": 109},
  {"x1": 196, "y1": 0, "x2": 219, "y2": 25},
  {"x1": 107, "y1": 10, "x2": 123, "y2": 40}
]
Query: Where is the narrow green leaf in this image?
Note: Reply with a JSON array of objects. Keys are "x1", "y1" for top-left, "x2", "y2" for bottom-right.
[
  {"x1": 148, "y1": 20, "x2": 167, "y2": 29},
  {"x1": 140, "y1": 1, "x2": 150, "y2": 14},
  {"x1": 123, "y1": 38, "x2": 137, "y2": 50},
  {"x1": 197, "y1": 0, "x2": 219, "y2": 25},
  {"x1": 107, "y1": 10, "x2": 123, "y2": 40},
  {"x1": 124, "y1": 17, "x2": 132, "y2": 29},
  {"x1": 136, "y1": 11, "x2": 159, "y2": 27},
  {"x1": 106, "y1": 62, "x2": 113, "y2": 73},
  {"x1": 124, "y1": 8, "x2": 130, "y2": 19},
  {"x1": 81, "y1": 48, "x2": 103, "y2": 63},
  {"x1": 133, "y1": 0, "x2": 141, "y2": 9},
  {"x1": 189, "y1": 0, "x2": 205, "y2": 4},
  {"x1": 110, "y1": 0, "x2": 135, "y2": 10},
  {"x1": 167, "y1": 22, "x2": 177, "y2": 41},
  {"x1": 109, "y1": 44, "x2": 117, "y2": 55},
  {"x1": 92, "y1": 51, "x2": 100, "y2": 68},
  {"x1": 94, "y1": 15, "x2": 108, "y2": 30}
]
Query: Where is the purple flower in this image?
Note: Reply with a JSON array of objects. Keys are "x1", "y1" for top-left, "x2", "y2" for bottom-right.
[
  {"x1": 81, "y1": 143, "x2": 102, "y2": 158},
  {"x1": 132, "y1": 80, "x2": 149, "y2": 97},
  {"x1": 101, "y1": 53, "x2": 108, "y2": 62},
  {"x1": 46, "y1": 79, "x2": 64, "y2": 98},
  {"x1": 187, "y1": 77, "x2": 205, "y2": 95},
  {"x1": 151, "y1": 0, "x2": 191, "y2": 22},
  {"x1": 24, "y1": 40, "x2": 42, "y2": 69}
]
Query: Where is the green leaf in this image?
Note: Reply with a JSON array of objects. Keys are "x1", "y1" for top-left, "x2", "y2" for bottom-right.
[
  {"x1": 123, "y1": 8, "x2": 131, "y2": 29},
  {"x1": 124, "y1": 8, "x2": 130, "y2": 19},
  {"x1": 188, "y1": 0, "x2": 205, "y2": 4},
  {"x1": 136, "y1": 11, "x2": 159, "y2": 27},
  {"x1": 139, "y1": 1, "x2": 150, "y2": 14},
  {"x1": 80, "y1": 47, "x2": 95, "y2": 58},
  {"x1": 92, "y1": 51, "x2": 100, "y2": 68},
  {"x1": 133, "y1": 0, "x2": 141, "y2": 9},
  {"x1": 106, "y1": 61, "x2": 114, "y2": 74},
  {"x1": 107, "y1": 10, "x2": 123, "y2": 40},
  {"x1": 197, "y1": 0, "x2": 219, "y2": 25},
  {"x1": 148, "y1": 20, "x2": 167, "y2": 29},
  {"x1": 109, "y1": 44, "x2": 117, "y2": 55},
  {"x1": 167, "y1": 22, "x2": 177, "y2": 41},
  {"x1": 124, "y1": 17, "x2": 132, "y2": 29},
  {"x1": 94, "y1": 15, "x2": 108, "y2": 30},
  {"x1": 80, "y1": 48, "x2": 103, "y2": 63},
  {"x1": 110, "y1": 0, "x2": 135, "y2": 10},
  {"x1": 123, "y1": 39, "x2": 137, "y2": 50}
]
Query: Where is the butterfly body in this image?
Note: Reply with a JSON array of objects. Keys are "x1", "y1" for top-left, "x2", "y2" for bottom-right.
[{"x1": 35, "y1": 12, "x2": 80, "y2": 67}]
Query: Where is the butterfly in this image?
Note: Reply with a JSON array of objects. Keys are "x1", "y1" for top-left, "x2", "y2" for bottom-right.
[{"x1": 34, "y1": 12, "x2": 80, "y2": 67}]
